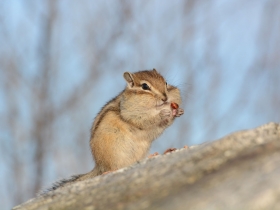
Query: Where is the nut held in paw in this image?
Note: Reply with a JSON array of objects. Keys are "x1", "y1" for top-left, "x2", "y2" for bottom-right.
[{"x1": 171, "y1": 102, "x2": 179, "y2": 109}]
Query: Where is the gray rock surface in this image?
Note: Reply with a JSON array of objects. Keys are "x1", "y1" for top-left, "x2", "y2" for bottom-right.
[{"x1": 13, "y1": 122, "x2": 280, "y2": 210}]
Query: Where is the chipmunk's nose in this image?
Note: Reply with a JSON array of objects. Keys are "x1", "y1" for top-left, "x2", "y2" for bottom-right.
[{"x1": 162, "y1": 93, "x2": 168, "y2": 102}]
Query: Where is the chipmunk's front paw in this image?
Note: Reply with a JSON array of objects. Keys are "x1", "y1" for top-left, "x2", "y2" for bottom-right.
[
  {"x1": 159, "y1": 109, "x2": 172, "y2": 126},
  {"x1": 159, "y1": 109, "x2": 171, "y2": 119},
  {"x1": 174, "y1": 108, "x2": 184, "y2": 117}
]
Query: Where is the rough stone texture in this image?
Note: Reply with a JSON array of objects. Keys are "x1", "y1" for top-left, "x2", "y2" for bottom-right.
[{"x1": 13, "y1": 122, "x2": 280, "y2": 210}]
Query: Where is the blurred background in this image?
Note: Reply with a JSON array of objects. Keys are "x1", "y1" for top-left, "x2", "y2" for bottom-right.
[{"x1": 0, "y1": 0, "x2": 279, "y2": 209}]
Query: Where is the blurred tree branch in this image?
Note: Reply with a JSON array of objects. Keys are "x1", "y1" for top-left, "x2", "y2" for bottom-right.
[{"x1": 1, "y1": 1, "x2": 279, "y2": 209}]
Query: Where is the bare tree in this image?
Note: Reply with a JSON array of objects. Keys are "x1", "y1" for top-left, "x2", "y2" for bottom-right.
[{"x1": 1, "y1": 1, "x2": 279, "y2": 209}]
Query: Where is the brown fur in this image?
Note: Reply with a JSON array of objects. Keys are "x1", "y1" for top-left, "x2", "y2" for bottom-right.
[{"x1": 90, "y1": 69, "x2": 183, "y2": 175}]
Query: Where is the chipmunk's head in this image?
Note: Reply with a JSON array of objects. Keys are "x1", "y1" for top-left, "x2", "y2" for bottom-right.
[{"x1": 123, "y1": 68, "x2": 168, "y2": 105}]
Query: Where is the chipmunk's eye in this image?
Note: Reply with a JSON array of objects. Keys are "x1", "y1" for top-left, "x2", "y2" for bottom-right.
[
  {"x1": 141, "y1": 83, "x2": 150, "y2": 90},
  {"x1": 166, "y1": 82, "x2": 167, "y2": 87}
]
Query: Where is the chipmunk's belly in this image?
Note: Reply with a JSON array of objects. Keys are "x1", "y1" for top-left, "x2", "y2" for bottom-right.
[
  {"x1": 114, "y1": 127, "x2": 151, "y2": 167},
  {"x1": 92, "y1": 112, "x2": 151, "y2": 170}
]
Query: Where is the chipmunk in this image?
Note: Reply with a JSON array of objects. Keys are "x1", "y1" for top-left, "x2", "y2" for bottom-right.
[{"x1": 44, "y1": 69, "x2": 184, "y2": 193}]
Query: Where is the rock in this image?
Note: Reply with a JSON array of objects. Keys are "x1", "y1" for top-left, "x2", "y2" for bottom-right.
[{"x1": 13, "y1": 122, "x2": 280, "y2": 210}]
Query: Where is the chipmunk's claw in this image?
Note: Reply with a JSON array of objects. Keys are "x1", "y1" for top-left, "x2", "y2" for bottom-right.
[
  {"x1": 148, "y1": 152, "x2": 159, "y2": 158},
  {"x1": 102, "y1": 170, "x2": 116, "y2": 175},
  {"x1": 163, "y1": 148, "x2": 177, "y2": 154}
]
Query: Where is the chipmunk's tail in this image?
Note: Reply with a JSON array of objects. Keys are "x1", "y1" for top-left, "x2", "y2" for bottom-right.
[{"x1": 39, "y1": 167, "x2": 99, "y2": 196}]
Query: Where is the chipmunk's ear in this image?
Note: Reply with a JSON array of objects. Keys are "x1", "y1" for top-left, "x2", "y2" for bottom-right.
[
  {"x1": 152, "y1": 68, "x2": 157, "y2": 73},
  {"x1": 123, "y1": 72, "x2": 134, "y2": 88}
]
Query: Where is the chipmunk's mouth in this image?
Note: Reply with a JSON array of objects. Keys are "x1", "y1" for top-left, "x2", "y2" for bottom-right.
[{"x1": 155, "y1": 100, "x2": 166, "y2": 107}]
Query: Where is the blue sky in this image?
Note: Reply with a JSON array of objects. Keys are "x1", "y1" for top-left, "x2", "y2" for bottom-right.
[{"x1": 1, "y1": 1, "x2": 280, "y2": 209}]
